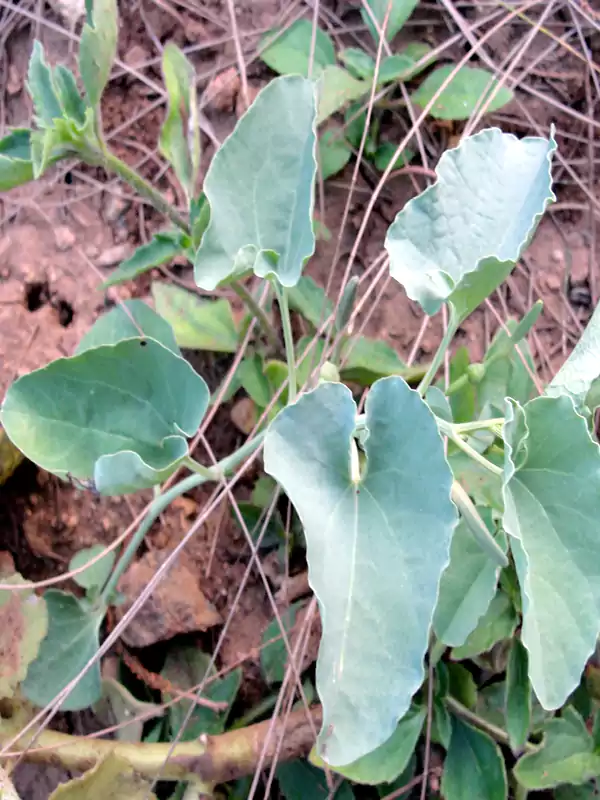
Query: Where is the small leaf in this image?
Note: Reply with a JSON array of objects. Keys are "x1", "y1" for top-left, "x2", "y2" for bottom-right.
[
  {"x1": 319, "y1": 127, "x2": 352, "y2": 180},
  {"x1": 234, "y1": 501, "x2": 284, "y2": 551},
  {"x1": 260, "y1": 602, "x2": 304, "y2": 685},
  {"x1": 101, "y1": 232, "x2": 186, "y2": 288},
  {"x1": 373, "y1": 142, "x2": 414, "y2": 172},
  {"x1": 361, "y1": 0, "x2": 419, "y2": 43},
  {"x1": 340, "y1": 336, "x2": 407, "y2": 385},
  {"x1": 2, "y1": 339, "x2": 209, "y2": 495},
  {"x1": 433, "y1": 514, "x2": 504, "y2": 647},
  {"x1": 441, "y1": 716, "x2": 508, "y2": 800},
  {"x1": 477, "y1": 320, "x2": 535, "y2": 413},
  {"x1": 48, "y1": 753, "x2": 157, "y2": 799},
  {"x1": 152, "y1": 282, "x2": 239, "y2": 352},
  {"x1": 287, "y1": 275, "x2": 332, "y2": 328},
  {"x1": 450, "y1": 591, "x2": 517, "y2": 661},
  {"x1": 412, "y1": 65, "x2": 513, "y2": 121},
  {"x1": 264, "y1": 377, "x2": 457, "y2": 765},
  {"x1": 79, "y1": 0, "x2": 118, "y2": 108},
  {"x1": 53, "y1": 65, "x2": 86, "y2": 126},
  {"x1": 95, "y1": 678, "x2": 164, "y2": 742},
  {"x1": 0, "y1": 129, "x2": 35, "y2": 190},
  {"x1": 27, "y1": 41, "x2": 62, "y2": 127},
  {"x1": 237, "y1": 354, "x2": 272, "y2": 408},
  {"x1": 379, "y1": 43, "x2": 435, "y2": 83},
  {"x1": 194, "y1": 76, "x2": 317, "y2": 290},
  {"x1": 69, "y1": 545, "x2": 115, "y2": 592},
  {"x1": 548, "y1": 300, "x2": 600, "y2": 411},
  {"x1": 385, "y1": 128, "x2": 556, "y2": 320},
  {"x1": 162, "y1": 645, "x2": 241, "y2": 738},
  {"x1": 261, "y1": 19, "x2": 335, "y2": 78},
  {"x1": 159, "y1": 43, "x2": 199, "y2": 202},
  {"x1": 277, "y1": 760, "x2": 354, "y2": 800},
  {"x1": 344, "y1": 102, "x2": 368, "y2": 149},
  {"x1": 514, "y1": 707, "x2": 600, "y2": 790},
  {"x1": 312, "y1": 706, "x2": 425, "y2": 785},
  {"x1": 23, "y1": 589, "x2": 103, "y2": 711},
  {"x1": 502, "y1": 395, "x2": 600, "y2": 711},
  {"x1": 317, "y1": 66, "x2": 369, "y2": 124},
  {"x1": 339, "y1": 48, "x2": 375, "y2": 81},
  {"x1": 0, "y1": 573, "x2": 48, "y2": 700},
  {"x1": 505, "y1": 639, "x2": 531, "y2": 753},
  {"x1": 190, "y1": 192, "x2": 211, "y2": 249},
  {"x1": 76, "y1": 299, "x2": 180, "y2": 354}
]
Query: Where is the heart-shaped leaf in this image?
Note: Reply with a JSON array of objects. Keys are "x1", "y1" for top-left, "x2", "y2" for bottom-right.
[
  {"x1": 264, "y1": 377, "x2": 457, "y2": 765},
  {"x1": 503, "y1": 395, "x2": 600, "y2": 711},
  {"x1": 411, "y1": 65, "x2": 513, "y2": 120},
  {"x1": 101, "y1": 231, "x2": 187, "y2": 288},
  {"x1": 441, "y1": 716, "x2": 507, "y2": 800},
  {"x1": 385, "y1": 128, "x2": 556, "y2": 320},
  {"x1": 0, "y1": 573, "x2": 48, "y2": 700},
  {"x1": 260, "y1": 19, "x2": 335, "y2": 78},
  {"x1": 547, "y1": 300, "x2": 600, "y2": 411},
  {"x1": 2, "y1": 338, "x2": 208, "y2": 495},
  {"x1": 194, "y1": 75, "x2": 317, "y2": 290},
  {"x1": 514, "y1": 707, "x2": 600, "y2": 790},
  {"x1": 361, "y1": 0, "x2": 419, "y2": 43},
  {"x1": 76, "y1": 299, "x2": 180, "y2": 354},
  {"x1": 433, "y1": 514, "x2": 505, "y2": 647},
  {"x1": 23, "y1": 589, "x2": 104, "y2": 711},
  {"x1": 79, "y1": 0, "x2": 118, "y2": 108},
  {"x1": 151, "y1": 282, "x2": 239, "y2": 352}
]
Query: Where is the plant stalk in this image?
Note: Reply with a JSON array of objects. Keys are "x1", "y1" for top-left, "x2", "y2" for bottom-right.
[
  {"x1": 100, "y1": 432, "x2": 265, "y2": 605},
  {"x1": 437, "y1": 419, "x2": 503, "y2": 477},
  {"x1": 445, "y1": 697, "x2": 536, "y2": 754},
  {"x1": 418, "y1": 307, "x2": 459, "y2": 397},
  {"x1": 230, "y1": 282, "x2": 280, "y2": 350},
  {"x1": 275, "y1": 283, "x2": 297, "y2": 403},
  {"x1": 1, "y1": 706, "x2": 321, "y2": 784}
]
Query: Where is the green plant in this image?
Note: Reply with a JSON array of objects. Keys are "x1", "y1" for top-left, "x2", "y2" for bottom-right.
[
  {"x1": 259, "y1": 7, "x2": 513, "y2": 180},
  {"x1": 3, "y1": 2, "x2": 600, "y2": 799}
]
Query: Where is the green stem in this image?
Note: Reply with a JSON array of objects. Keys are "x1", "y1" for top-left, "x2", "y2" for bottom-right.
[
  {"x1": 100, "y1": 433, "x2": 265, "y2": 605},
  {"x1": 446, "y1": 696, "x2": 536, "y2": 753},
  {"x1": 275, "y1": 283, "x2": 297, "y2": 403},
  {"x1": 437, "y1": 419, "x2": 503, "y2": 477},
  {"x1": 102, "y1": 150, "x2": 191, "y2": 235},
  {"x1": 451, "y1": 481, "x2": 508, "y2": 567},
  {"x1": 418, "y1": 307, "x2": 459, "y2": 397},
  {"x1": 452, "y1": 418, "x2": 504, "y2": 434},
  {"x1": 230, "y1": 281, "x2": 280, "y2": 350},
  {"x1": 183, "y1": 457, "x2": 218, "y2": 479}
]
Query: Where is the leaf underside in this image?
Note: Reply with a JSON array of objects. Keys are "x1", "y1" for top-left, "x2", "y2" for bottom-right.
[{"x1": 264, "y1": 377, "x2": 456, "y2": 765}]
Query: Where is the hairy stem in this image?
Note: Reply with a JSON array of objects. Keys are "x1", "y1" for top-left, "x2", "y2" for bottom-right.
[
  {"x1": 446, "y1": 696, "x2": 536, "y2": 753},
  {"x1": 275, "y1": 283, "x2": 297, "y2": 403},
  {"x1": 230, "y1": 281, "x2": 280, "y2": 350},
  {"x1": 418, "y1": 307, "x2": 459, "y2": 397},
  {"x1": 100, "y1": 433, "x2": 265, "y2": 604},
  {"x1": 1, "y1": 706, "x2": 321, "y2": 784}
]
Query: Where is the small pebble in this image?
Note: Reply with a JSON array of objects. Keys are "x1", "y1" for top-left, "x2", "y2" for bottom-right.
[
  {"x1": 96, "y1": 244, "x2": 133, "y2": 268},
  {"x1": 54, "y1": 226, "x2": 76, "y2": 252}
]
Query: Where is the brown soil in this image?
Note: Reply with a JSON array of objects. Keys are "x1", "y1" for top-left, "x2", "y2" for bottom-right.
[{"x1": 0, "y1": 1, "x2": 599, "y2": 797}]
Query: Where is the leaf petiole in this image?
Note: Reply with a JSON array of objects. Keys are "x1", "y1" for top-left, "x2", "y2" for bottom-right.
[
  {"x1": 437, "y1": 418, "x2": 503, "y2": 477},
  {"x1": 274, "y1": 282, "x2": 297, "y2": 404},
  {"x1": 418, "y1": 306, "x2": 459, "y2": 397}
]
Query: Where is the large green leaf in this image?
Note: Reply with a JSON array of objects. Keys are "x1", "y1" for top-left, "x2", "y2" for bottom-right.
[
  {"x1": 159, "y1": 44, "x2": 199, "y2": 202},
  {"x1": 1, "y1": 339, "x2": 208, "y2": 495},
  {"x1": 361, "y1": 0, "x2": 419, "y2": 43},
  {"x1": 505, "y1": 638, "x2": 531, "y2": 753},
  {"x1": 548, "y1": 300, "x2": 600, "y2": 410},
  {"x1": 79, "y1": 0, "x2": 118, "y2": 108},
  {"x1": 194, "y1": 76, "x2": 317, "y2": 290},
  {"x1": 0, "y1": 573, "x2": 48, "y2": 700},
  {"x1": 23, "y1": 589, "x2": 104, "y2": 711},
  {"x1": 385, "y1": 128, "x2": 556, "y2": 320},
  {"x1": 441, "y1": 716, "x2": 507, "y2": 800},
  {"x1": 514, "y1": 707, "x2": 600, "y2": 790},
  {"x1": 101, "y1": 232, "x2": 187, "y2": 288},
  {"x1": 317, "y1": 66, "x2": 369, "y2": 124},
  {"x1": 433, "y1": 514, "x2": 505, "y2": 647},
  {"x1": 76, "y1": 299, "x2": 179, "y2": 354},
  {"x1": 412, "y1": 65, "x2": 513, "y2": 121},
  {"x1": 313, "y1": 705, "x2": 425, "y2": 785},
  {"x1": 503, "y1": 395, "x2": 600, "y2": 711},
  {"x1": 264, "y1": 377, "x2": 457, "y2": 765},
  {"x1": 0, "y1": 129, "x2": 35, "y2": 190},
  {"x1": 151, "y1": 282, "x2": 239, "y2": 352},
  {"x1": 261, "y1": 19, "x2": 335, "y2": 78}
]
